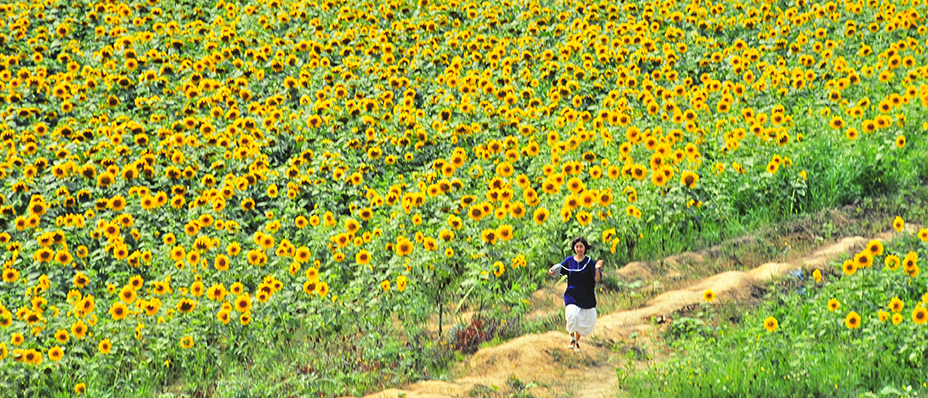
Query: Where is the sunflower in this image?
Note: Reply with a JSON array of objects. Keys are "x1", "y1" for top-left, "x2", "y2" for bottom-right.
[
  {"x1": 109, "y1": 302, "x2": 129, "y2": 321},
  {"x1": 388, "y1": 274, "x2": 405, "y2": 293},
  {"x1": 490, "y1": 225, "x2": 512, "y2": 242},
  {"x1": 240, "y1": 198, "x2": 256, "y2": 212},
  {"x1": 566, "y1": 177, "x2": 585, "y2": 193},
  {"x1": 893, "y1": 216, "x2": 904, "y2": 232},
  {"x1": 217, "y1": 310, "x2": 231, "y2": 325},
  {"x1": 180, "y1": 336, "x2": 193, "y2": 349},
  {"x1": 187, "y1": 250, "x2": 200, "y2": 267},
  {"x1": 763, "y1": 316, "x2": 778, "y2": 332},
  {"x1": 765, "y1": 161, "x2": 779, "y2": 174},
  {"x1": 161, "y1": 233, "x2": 176, "y2": 246},
  {"x1": 344, "y1": 218, "x2": 361, "y2": 234},
  {"x1": 598, "y1": 190, "x2": 613, "y2": 207},
  {"x1": 184, "y1": 221, "x2": 200, "y2": 236},
  {"x1": 681, "y1": 171, "x2": 699, "y2": 188},
  {"x1": 703, "y1": 289, "x2": 716, "y2": 302},
  {"x1": 878, "y1": 310, "x2": 890, "y2": 322},
  {"x1": 129, "y1": 276, "x2": 144, "y2": 290},
  {"x1": 467, "y1": 205, "x2": 485, "y2": 221},
  {"x1": 892, "y1": 313, "x2": 904, "y2": 325},
  {"x1": 3, "y1": 268, "x2": 20, "y2": 283},
  {"x1": 885, "y1": 255, "x2": 901, "y2": 270},
  {"x1": 55, "y1": 329, "x2": 69, "y2": 344},
  {"x1": 493, "y1": 261, "x2": 505, "y2": 277},
  {"x1": 841, "y1": 260, "x2": 857, "y2": 275},
  {"x1": 234, "y1": 294, "x2": 252, "y2": 313},
  {"x1": 495, "y1": 161, "x2": 514, "y2": 177},
  {"x1": 109, "y1": 195, "x2": 126, "y2": 211},
  {"x1": 169, "y1": 246, "x2": 186, "y2": 262},
  {"x1": 579, "y1": 191, "x2": 596, "y2": 208},
  {"x1": 227, "y1": 243, "x2": 242, "y2": 257},
  {"x1": 24, "y1": 309, "x2": 42, "y2": 325},
  {"x1": 576, "y1": 210, "x2": 592, "y2": 226},
  {"x1": 845, "y1": 128, "x2": 858, "y2": 140},
  {"x1": 914, "y1": 306, "x2": 928, "y2": 325},
  {"x1": 34, "y1": 247, "x2": 54, "y2": 263},
  {"x1": 650, "y1": 169, "x2": 669, "y2": 188},
  {"x1": 896, "y1": 135, "x2": 906, "y2": 148},
  {"x1": 844, "y1": 311, "x2": 861, "y2": 329},
  {"x1": 119, "y1": 285, "x2": 136, "y2": 304},
  {"x1": 889, "y1": 297, "x2": 904, "y2": 313},
  {"x1": 190, "y1": 281, "x2": 205, "y2": 297},
  {"x1": 197, "y1": 214, "x2": 214, "y2": 228},
  {"x1": 214, "y1": 254, "x2": 230, "y2": 271},
  {"x1": 902, "y1": 252, "x2": 918, "y2": 269},
  {"x1": 49, "y1": 346, "x2": 64, "y2": 361},
  {"x1": 246, "y1": 250, "x2": 266, "y2": 266},
  {"x1": 395, "y1": 238, "x2": 414, "y2": 256},
  {"x1": 176, "y1": 299, "x2": 196, "y2": 314},
  {"x1": 853, "y1": 252, "x2": 872, "y2": 269},
  {"x1": 22, "y1": 349, "x2": 41, "y2": 365},
  {"x1": 206, "y1": 284, "x2": 228, "y2": 302},
  {"x1": 918, "y1": 229, "x2": 928, "y2": 242},
  {"x1": 828, "y1": 298, "x2": 840, "y2": 311},
  {"x1": 302, "y1": 280, "x2": 318, "y2": 296},
  {"x1": 865, "y1": 240, "x2": 884, "y2": 257},
  {"x1": 98, "y1": 338, "x2": 112, "y2": 354},
  {"x1": 355, "y1": 249, "x2": 371, "y2": 265},
  {"x1": 142, "y1": 298, "x2": 161, "y2": 316},
  {"x1": 71, "y1": 320, "x2": 87, "y2": 339}
]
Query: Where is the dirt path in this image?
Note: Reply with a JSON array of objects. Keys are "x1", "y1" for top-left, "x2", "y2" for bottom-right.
[{"x1": 352, "y1": 231, "x2": 897, "y2": 398}]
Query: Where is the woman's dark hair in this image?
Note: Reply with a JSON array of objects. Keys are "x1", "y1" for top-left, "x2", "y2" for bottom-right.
[{"x1": 570, "y1": 236, "x2": 592, "y2": 254}]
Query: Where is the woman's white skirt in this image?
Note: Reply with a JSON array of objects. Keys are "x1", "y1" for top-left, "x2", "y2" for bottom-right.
[{"x1": 565, "y1": 304, "x2": 596, "y2": 336}]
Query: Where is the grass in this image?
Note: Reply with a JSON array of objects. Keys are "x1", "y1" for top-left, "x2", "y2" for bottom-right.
[
  {"x1": 148, "y1": 318, "x2": 455, "y2": 398},
  {"x1": 624, "y1": 220, "x2": 928, "y2": 397},
  {"x1": 631, "y1": 181, "x2": 928, "y2": 264}
]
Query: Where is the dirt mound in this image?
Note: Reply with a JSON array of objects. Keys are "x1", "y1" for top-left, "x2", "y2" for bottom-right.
[
  {"x1": 530, "y1": 284, "x2": 566, "y2": 310},
  {"x1": 612, "y1": 235, "x2": 756, "y2": 282},
  {"x1": 661, "y1": 252, "x2": 705, "y2": 268},
  {"x1": 465, "y1": 332, "x2": 564, "y2": 379},
  {"x1": 525, "y1": 284, "x2": 566, "y2": 321},
  {"x1": 614, "y1": 261, "x2": 651, "y2": 282}
]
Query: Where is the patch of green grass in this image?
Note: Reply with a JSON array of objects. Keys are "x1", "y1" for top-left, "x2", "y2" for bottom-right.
[
  {"x1": 152, "y1": 320, "x2": 456, "y2": 398},
  {"x1": 479, "y1": 336, "x2": 506, "y2": 349},
  {"x1": 625, "y1": 230, "x2": 928, "y2": 397}
]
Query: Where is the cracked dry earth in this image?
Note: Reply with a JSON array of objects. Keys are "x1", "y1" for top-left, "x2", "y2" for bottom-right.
[{"x1": 350, "y1": 231, "x2": 898, "y2": 398}]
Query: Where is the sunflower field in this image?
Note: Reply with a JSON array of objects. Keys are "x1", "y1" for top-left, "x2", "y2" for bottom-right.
[{"x1": 0, "y1": 0, "x2": 927, "y2": 394}]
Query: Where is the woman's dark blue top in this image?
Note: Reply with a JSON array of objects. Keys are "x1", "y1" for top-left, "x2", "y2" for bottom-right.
[{"x1": 558, "y1": 256, "x2": 597, "y2": 309}]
